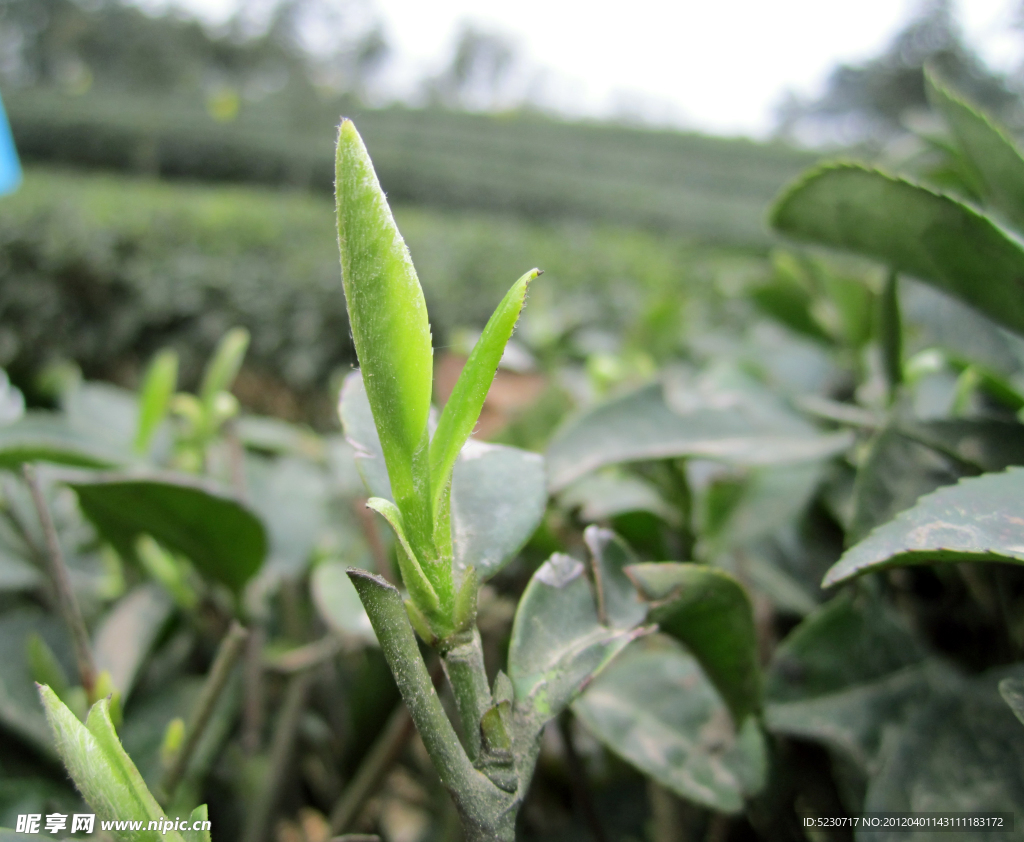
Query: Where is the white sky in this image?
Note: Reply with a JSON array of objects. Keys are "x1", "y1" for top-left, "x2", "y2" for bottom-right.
[{"x1": 153, "y1": 0, "x2": 1022, "y2": 137}]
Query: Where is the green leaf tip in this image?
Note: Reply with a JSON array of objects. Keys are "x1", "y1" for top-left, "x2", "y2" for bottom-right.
[
  {"x1": 430, "y1": 267, "x2": 541, "y2": 511},
  {"x1": 38, "y1": 685, "x2": 182, "y2": 842},
  {"x1": 335, "y1": 118, "x2": 434, "y2": 557}
]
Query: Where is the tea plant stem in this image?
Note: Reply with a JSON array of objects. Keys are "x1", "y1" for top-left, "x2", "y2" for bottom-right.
[
  {"x1": 22, "y1": 465, "x2": 97, "y2": 697},
  {"x1": 558, "y1": 713, "x2": 609, "y2": 842},
  {"x1": 242, "y1": 625, "x2": 265, "y2": 754},
  {"x1": 242, "y1": 668, "x2": 313, "y2": 842},
  {"x1": 441, "y1": 626, "x2": 491, "y2": 760},
  {"x1": 161, "y1": 620, "x2": 248, "y2": 803},
  {"x1": 348, "y1": 569, "x2": 517, "y2": 842},
  {"x1": 328, "y1": 702, "x2": 415, "y2": 834}
]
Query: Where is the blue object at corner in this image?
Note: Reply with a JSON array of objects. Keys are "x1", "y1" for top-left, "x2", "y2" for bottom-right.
[{"x1": 0, "y1": 90, "x2": 21, "y2": 196}]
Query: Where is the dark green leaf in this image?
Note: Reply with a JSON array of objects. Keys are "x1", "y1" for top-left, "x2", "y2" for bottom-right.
[
  {"x1": 547, "y1": 375, "x2": 850, "y2": 492},
  {"x1": 899, "y1": 418, "x2": 1024, "y2": 474},
  {"x1": 336, "y1": 120, "x2": 433, "y2": 549},
  {"x1": 849, "y1": 427, "x2": 964, "y2": 543},
  {"x1": 749, "y1": 279, "x2": 832, "y2": 344},
  {"x1": 770, "y1": 164, "x2": 1024, "y2": 337},
  {"x1": 764, "y1": 596, "x2": 933, "y2": 775},
  {"x1": 626, "y1": 562, "x2": 760, "y2": 723},
  {"x1": 68, "y1": 473, "x2": 266, "y2": 592},
  {"x1": 574, "y1": 643, "x2": 766, "y2": 814},
  {"x1": 927, "y1": 71, "x2": 1024, "y2": 232},
  {"x1": 864, "y1": 665, "x2": 1024, "y2": 838},
  {"x1": 508, "y1": 553, "x2": 649, "y2": 738},
  {"x1": 825, "y1": 467, "x2": 1024, "y2": 587}
]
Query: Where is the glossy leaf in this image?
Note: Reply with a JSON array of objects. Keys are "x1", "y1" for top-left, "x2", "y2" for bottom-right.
[
  {"x1": 93, "y1": 585, "x2": 174, "y2": 702},
  {"x1": 626, "y1": 562, "x2": 760, "y2": 723},
  {"x1": 311, "y1": 561, "x2": 376, "y2": 643},
  {"x1": 336, "y1": 120, "x2": 433, "y2": 547},
  {"x1": 39, "y1": 687, "x2": 183, "y2": 842},
  {"x1": 68, "y1": 472, "x2": 266, "y2": 592},
  {"x1": 927, "y1": 71, "x2": 1024, "y2": 232},
  {"x1": 574, "y1": 644, "x2": 767, "y2": 814},
  {"x1": 507, "y1": 553, "x2": 650, "y2": 738},
  {"x1": 770, "y1": 163, "x2": 1024, "y2": 337},
  {"x1": 430, "y1": 268, "x2": 539, "y2": 508},
  {"x1": 134, "y1": 350, "x2": 178, "y2": 455},
  {"x1": 546, "y1": 377, "x2": 850, "y2": 492},
  {"x1": 824, "y1": 467, "x2": 1024, "y2": 587},
  {"x1": 450, "y1": 441, "x2": 546, "y2": 581}
]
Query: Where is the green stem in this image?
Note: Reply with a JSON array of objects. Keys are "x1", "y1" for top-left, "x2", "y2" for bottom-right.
[
  {"x1": 347, "y1": 569, "x2": 517, "y2": 842},
  {"x1": 23, "y1": 465, "x2": 97, "y2": 697},
  {"x1": 441, "y1": 626, "x2": 491, "y2": 761},
  {"x1": 161, "y1": 621, "x2": 248, "y2": 803}
]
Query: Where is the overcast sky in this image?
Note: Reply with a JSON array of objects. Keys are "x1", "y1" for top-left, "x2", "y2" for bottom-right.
[{"x1": 151, "y1": 0, "x2": 1022, "y2": 137}]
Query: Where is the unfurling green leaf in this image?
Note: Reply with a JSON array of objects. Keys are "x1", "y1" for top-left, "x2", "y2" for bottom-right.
[
  {"x1": 770, "y1": 163, "x2": 1024, "y2": 337},
  {"x1": 626, "y1": 562, "x2": 761, "y2": 724},
  {"x1": 198, "y1": 327, "x2": 248, "y2": 415},
  {"x1": 336, "y1": 120, "x2": 433, "y2": 555},
  {"x1": 430, "y1": 268, "x2": 540, "y2": 512},
  {"x1": 365, "y1": 497, "x2": 443, "y2": 616},
  {"x1": 134, "y1": 349, "x2": 178, "y2": 455},
  {"x1": 38, "y1": 686, "x2": 183, "y2": 842}
]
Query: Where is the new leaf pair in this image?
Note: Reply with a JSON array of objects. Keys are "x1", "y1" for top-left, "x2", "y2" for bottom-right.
[{"x1": 335, "y1": 119, "x2": 538, "y2": 642}]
